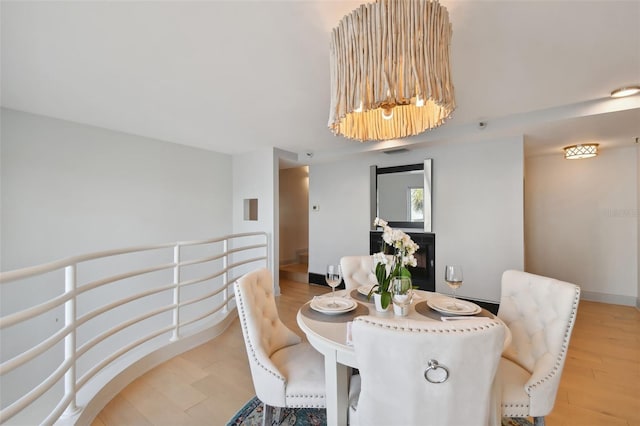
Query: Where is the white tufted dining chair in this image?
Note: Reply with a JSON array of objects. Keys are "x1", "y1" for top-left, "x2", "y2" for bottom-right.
[
  {"x1": 348, "y1": 315, "x2": 506, "y2": 426},
  {"x1": 497, "y1": 270, "x2": 580, "y2": 426},
  {"x1": 234, "y1": 268, "x2": 325, "y2": 425},
  {"x1": 340, "y1": 256, "x2": 377, "y2": 290}
]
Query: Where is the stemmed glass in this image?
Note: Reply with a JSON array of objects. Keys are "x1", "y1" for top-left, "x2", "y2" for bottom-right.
[
  {"x1": 325, "y1": 264, "x2": 342, "y2": 307},
  {"x1": 444, "y1": 265, "x2": 463, "y2": 310},
  {"x1": 391, "y1": 276, "x2": 413, "y2": 316}
]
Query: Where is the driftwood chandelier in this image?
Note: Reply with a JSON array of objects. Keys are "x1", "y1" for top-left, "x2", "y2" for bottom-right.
[{"x1": 328, "y1": 0, "x2": 456, "y2": 141}]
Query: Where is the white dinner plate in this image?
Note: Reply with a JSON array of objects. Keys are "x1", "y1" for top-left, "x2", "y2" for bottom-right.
[
  {"x1": 357, "y1": 285, "x2": 376, "y2": 296},
  {"x1": 310, "y1": 297, "x2": 357, "y2": 315},
  {"x1": 427, "y1": 296, "x2": 481, "y2": 315}
]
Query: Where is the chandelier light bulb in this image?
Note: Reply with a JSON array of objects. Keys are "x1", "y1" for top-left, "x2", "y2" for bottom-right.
[{"x1": 610, "y1": 85, "x2": 640, "y2": 98}]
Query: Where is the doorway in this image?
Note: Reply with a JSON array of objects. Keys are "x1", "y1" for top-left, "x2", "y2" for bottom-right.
[{"x1": 278, "y1": 166, "x2": 309, "y2": 284}]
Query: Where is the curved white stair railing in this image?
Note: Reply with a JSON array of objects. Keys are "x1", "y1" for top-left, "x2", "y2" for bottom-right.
[{"x1": 0, "y1": 232, "x2": 270, "y2": 425}]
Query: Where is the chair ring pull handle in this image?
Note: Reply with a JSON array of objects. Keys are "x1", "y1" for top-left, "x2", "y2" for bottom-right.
[{"x1": 424, "y1": 359, "x2": 449, "y2": 383}]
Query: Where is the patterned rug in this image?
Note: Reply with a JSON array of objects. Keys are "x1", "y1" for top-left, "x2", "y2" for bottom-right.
[{"x1": 226, "y1": 396, "x2": 534, "y2": 426}]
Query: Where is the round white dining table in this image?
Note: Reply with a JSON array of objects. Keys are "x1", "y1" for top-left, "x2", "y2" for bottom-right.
[{"x1": 296, "y1": 288, "x2": 511, "y2": 426}]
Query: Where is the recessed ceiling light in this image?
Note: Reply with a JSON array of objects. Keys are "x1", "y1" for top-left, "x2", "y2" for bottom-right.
[{"x1": 610, "y1": 85, "x2": 640, "y2": 98}]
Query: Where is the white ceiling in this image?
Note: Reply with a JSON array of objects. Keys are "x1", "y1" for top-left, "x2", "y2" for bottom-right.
[{"x1": 2, "y1": 0, "x2": 639, "y2": 164}]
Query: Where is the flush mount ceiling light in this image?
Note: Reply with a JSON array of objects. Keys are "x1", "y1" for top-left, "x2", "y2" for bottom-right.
[
  {"x1": 610, "y1": 85, "x2": 640, "y2": 98},
  {"x1": 328, "y1": 0, "x2": 456, "y2": 141},
  {"x1": 564, "y1": 144, "x2": 599, "y2": 160}
]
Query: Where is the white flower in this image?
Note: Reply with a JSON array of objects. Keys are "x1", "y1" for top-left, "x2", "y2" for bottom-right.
[
  {"x1": 373, "y1": 252, "x2": 389, "y2": 265},
  {"x1": 382, "y1": 228, "x2": 394, "y2": 245},
  {"x1": 406, "y1": 241, "x2": 418, "y2": 255},
  {"x1": 374, "y1": 217, "x2": 388, "y2": 227},
  {"x1": 372, "y1": 218, "x2": 420, "y2": 285},
  {"x1": 391, "y1": 229, "x2": 404, "y2": 243},
  {"x1": 396, "y1": 253, "x2": 417, "y2": 268}
]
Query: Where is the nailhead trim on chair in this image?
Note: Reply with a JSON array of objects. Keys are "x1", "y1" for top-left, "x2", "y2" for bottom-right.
[
  {"x1": 236, "y1": 280, "x2": 326, "y2": 405},
  {"x1": 285, "y1": 397, "x2": 325, "y2": 408},
  {"x1": 235, "y1": 282, "x2": 287, "y2": 383},
  {"x1": 356, "y1": 318, "x2": 503, "y2": 333},
  {"x1": 524, "y1": 287, "x2": 580, "y2": 396},
  {"x1": 502, "y1": 403, "x2": 530, "y2": 417}
]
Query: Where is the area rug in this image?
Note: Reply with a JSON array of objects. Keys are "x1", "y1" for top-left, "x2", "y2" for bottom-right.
[{"x1": 226, "y1": 396, "x2": 534, "y2": 426}]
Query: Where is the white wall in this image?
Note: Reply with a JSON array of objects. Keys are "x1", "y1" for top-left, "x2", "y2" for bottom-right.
[
  {"x1": 309, "y1": 157, "x2": 372, "y2": 269},
  {"x1": 1, "y1": 108, "x2": 233, "y2": 271},
  {"x1": 309, "y1": 136, "x2": 524, "y2": 303},
  {"x1": 231, "y1": 147, "x2": 278, "y2": 289},
  {"x1": 525, "y1": 146, "x2": 638, "y2": 305}
]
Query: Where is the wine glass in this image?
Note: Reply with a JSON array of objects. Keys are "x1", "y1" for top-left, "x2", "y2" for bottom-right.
[
  {"x1": 391, "y1": 276, "x2": 413, "y2": 316},
  {"x1": 325, "y1": 264, "x2": 342, "y2": 306},
  {"x1": 444, "y1": 265, "x2": 463, "y2": 310}
]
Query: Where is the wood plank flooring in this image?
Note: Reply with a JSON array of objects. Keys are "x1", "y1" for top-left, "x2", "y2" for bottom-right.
[{"x1": 92, "y1": 279, "x2": 640, "y2": 426}]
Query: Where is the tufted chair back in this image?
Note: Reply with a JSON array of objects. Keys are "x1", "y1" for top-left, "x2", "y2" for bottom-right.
[
  {"x1": 349, "y1": 316, "x2": 505, "y2": 426},
  {"x1": 234, "y1": 268, "x2": 325, "y2": 410},
  {"x1": 497, "y1": 270, "x2": 580, "y2": 423},
  {"x1": 340, "y1": 255, "x2": 394, "y2": 290},
  {"x1": 340, "y1": 256, "x2": 377, "y2": 290}
]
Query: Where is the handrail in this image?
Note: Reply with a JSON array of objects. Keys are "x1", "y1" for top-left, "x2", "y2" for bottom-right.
[
  {"x1": 0, "y1": 232, "x2": 266, "y2": 284},
  {"x1": 0, "y1": 232, "x2": 270, "y2": 425}
]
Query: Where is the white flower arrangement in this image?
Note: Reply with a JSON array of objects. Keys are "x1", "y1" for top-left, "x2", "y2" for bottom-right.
[{"x1": 369, "y1": 217, "x2": 420, "y2": 308}]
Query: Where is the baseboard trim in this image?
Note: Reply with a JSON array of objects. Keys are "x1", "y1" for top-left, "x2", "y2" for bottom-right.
[
  {"x1": 308, "y1": 272, "x2": 346, "y2": 289},
  {"x1": 308, "y1": 272, "x2": 323, "y2": 286},
  {"x1": 581, "y1": 290, "x2": 637, "y2": 307}
]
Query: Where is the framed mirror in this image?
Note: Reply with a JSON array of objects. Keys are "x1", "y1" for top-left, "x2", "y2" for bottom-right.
[{"x1": 370, "y1": 159, "x2": 432, "y2": 232}]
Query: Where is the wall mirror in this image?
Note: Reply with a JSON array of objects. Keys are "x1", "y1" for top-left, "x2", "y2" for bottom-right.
[{"x1": 370, "y1": 159, "x2": 432, "y2": 232}]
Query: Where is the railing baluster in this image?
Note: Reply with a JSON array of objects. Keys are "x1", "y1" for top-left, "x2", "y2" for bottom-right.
[
  {"x1": 62, "y1": 264, "x2": 81, "y2": 417},
  {"x1": 223, "y1": 238, "x2": 229, "y2": 313},
  {"x1": 266, "y1": 233, "x2": 271, "y2": 272},
  {"x1": 171, "y1": 244, "x2": 181, "y2": 341}
]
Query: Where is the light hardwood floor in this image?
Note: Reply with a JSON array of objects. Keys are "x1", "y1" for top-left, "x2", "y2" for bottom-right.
[{"x1": 92, "y1": 279, "x2": 639, "y2": 426}]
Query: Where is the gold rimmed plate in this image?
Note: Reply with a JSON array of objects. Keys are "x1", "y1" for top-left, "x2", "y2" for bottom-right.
[
  {"x1": 427, "y1": 296, "x2": 481, "y2": 316},
  {"x1": 310, "y1": 297, "x2": 357, "y2": 315}
]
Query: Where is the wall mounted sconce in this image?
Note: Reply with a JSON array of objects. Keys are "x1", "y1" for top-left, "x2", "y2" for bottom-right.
[{"x1": 564, "y1": 144, "x2": 599, "y2": 160}]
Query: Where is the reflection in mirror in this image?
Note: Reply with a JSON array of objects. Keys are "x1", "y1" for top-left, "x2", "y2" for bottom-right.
[{"x1": 370, "y1": 160, "x2": 432, "y2": 232}]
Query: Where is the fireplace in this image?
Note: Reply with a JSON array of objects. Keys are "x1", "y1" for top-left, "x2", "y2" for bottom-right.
[{"x1": 369, "y1": 231, "x2": 436, "y2": 292}]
